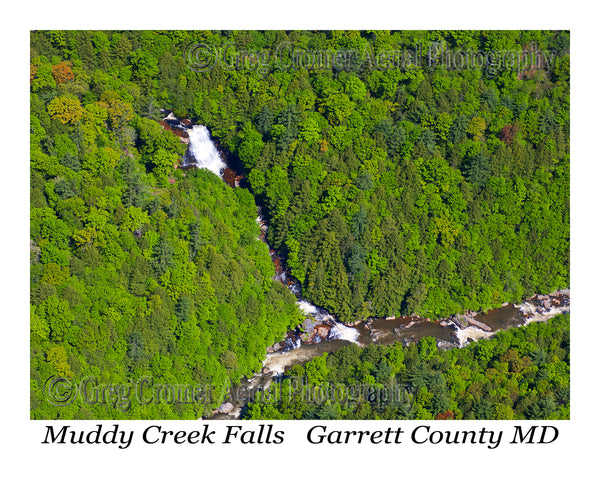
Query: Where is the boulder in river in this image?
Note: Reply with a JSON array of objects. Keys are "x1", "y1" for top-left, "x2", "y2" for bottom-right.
[
  {"x1": 542, "y1": 298, "x2": 553, "y2": 309},
  {"x1": 315, "y1": 325, "x2": 330, "y2": 339},
  {"x1": 266, "y1": 343, "x2": 282, "y2": 354},
  {"x1": 466, "y1": 316, "x2": 492, "y2": 332},
  {"x1": 450, "y1": 314, "x2": 469, "y2": 329},
  {"x1": 214, "y1": 402, "x2": 234, "y2": 414}
]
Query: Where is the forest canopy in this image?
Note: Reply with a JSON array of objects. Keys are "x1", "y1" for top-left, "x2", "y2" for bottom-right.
[{"x1": 30, "y1": 30, "x2": 569, "y2": 420}]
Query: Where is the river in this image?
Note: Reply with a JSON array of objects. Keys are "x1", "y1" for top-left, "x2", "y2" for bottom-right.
[{"x1": 165, "y1": 115, "x2": 570, "y2": 419}]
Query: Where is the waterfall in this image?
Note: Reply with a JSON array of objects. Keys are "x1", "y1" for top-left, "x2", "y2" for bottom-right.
[{"x1": 186, "y1": 125, "x2": 226, "y2": 177}]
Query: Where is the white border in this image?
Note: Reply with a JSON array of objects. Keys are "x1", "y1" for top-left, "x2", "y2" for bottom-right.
[{"x1": 3, "y1": 1, "x2": 597, "y2": 478}]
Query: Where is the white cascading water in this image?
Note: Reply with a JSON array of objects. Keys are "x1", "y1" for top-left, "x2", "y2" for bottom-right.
[
  {"x1": 453, "y1": 326, "x2": 495, "y2": 348},
  {"x1": 296, "y1": 299, "x2": 360, "y2": 344},
  {"x1": 187, "y1": 125, "x2": 226, "y2": 177},
  {"x1": 328, "y1": 322, "x2": 361, "y2": 343},
  {"x1": 517, "y1": 301, "x2": 569, "y2": 326},
  {"x1": 297, "y1": 300, "x2": 319, "y2": 317}
]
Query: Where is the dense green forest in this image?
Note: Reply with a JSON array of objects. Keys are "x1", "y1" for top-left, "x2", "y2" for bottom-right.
[
  {"x1": 245, "y1": 315, "x2": 570, "y2": 420},
  {"x1": 30, "y1": 30, "x2": 569, "y2": 419}
]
